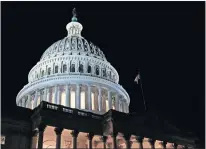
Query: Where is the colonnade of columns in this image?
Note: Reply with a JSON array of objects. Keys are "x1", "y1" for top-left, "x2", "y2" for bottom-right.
[
  {"x1": 19, "y1": 84, "x2": 129, "y2": 113},
  {"x1": 33, "y1": 126, "x2": 188, "y2": 149}
]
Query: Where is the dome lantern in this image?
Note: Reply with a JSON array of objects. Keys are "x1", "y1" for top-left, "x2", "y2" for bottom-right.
[{"x1": 66, "y1": 8, "x2": 83, "y2": 37}]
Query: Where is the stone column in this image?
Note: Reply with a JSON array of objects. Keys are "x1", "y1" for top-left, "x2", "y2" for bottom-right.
[
  {"x1": 160, "y1": 141, "x2": 167, "y2": 149},
  {"x1": 65, "y1": 85, "x2": 70, "y2": 107},
  {"x1": 87, "y1": 133, "x2": 94, "y2": 149},
  {"x1": 37, "y1": 125, "x2": 46, "y2": 149},
  {"x1": 119, "y1": 99, "x2": 122, "y2": 112},
  {"x1": 125, "y1": 102, "x2": 129, "y2": 113},
  {"x1": 112, "y1": 133, "x2": 118, "y2": 149},
  {"x1": 102, "y1": 136, "x2": 107, "y2": 149},
  {"x1": 148, "y1": 138, "x2": 156, "y2": 149},
  {"x1": 88, "y1": 85, "x2": 92, "y2": 110},
  {"x1": 98, "y1": 87, "x2": 102, "y2": 111},
  {"x1": 76, "y1": 84, "x2": 80, "y2": 109},
  {"x1": 71, "y1": 130, "x2": 79, "y2": 149},
  {"x1": 54, "y1": 85, "x2": 58, "y2": 104},
  {"x1": 115, "y1": 94, "x2": 119, "y2": 111},
  {"x1": 46, "y1": 88, "x2": 50, "y2": 102},
  {"x1": 57, "y1": 86, "x2": 61, "y2": 105},
  {"x1": 124, "y1": 134, "x2": 131, "y2": 149},
  {"x1": 54, "y1": 128, "x2": 63, "y2": 149},
  {"x1": 31, "y1": 130, "x2": 38, "y2": 149},
  {"x1": 121, "y1": 100, "x2": 125, "y2": 112},
  {"x1": 173, "y1": 143, "x2": 178, "y2": 149},
  {"x1": 44, "y1": 88, "x2": 47, "y2": 101},
  {"x1": 136, "y1": 136, "x2": 143, "y2": 149},
  {"x1": 108, "y1": 91, "x2": 112, "y2": 110},
  {"x1": 27, "y1": 94, "x2": 31, "y2": 108},
  {"x1": 34, "y1": 90, "x2": 38, "y2": 108},
  {"x1": 22, "y1": 98, "x2": 25, "y2": 107}
]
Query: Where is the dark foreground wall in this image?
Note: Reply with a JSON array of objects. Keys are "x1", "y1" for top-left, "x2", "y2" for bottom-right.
[{"x1": 1, "y1": 108, "x2": 32, "y2": 149}]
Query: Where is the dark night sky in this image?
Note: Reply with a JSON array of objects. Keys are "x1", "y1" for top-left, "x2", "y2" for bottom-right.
[{"x1": 2, "y1": 1, "x2": 205, "y2": 142}]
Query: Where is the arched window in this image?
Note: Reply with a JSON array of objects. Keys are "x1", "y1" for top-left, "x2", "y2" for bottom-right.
[
  {"x1": 88, "y1": 65, "x2": 91, "y2": 73},
  {"x1": 102, "y1": 68, "x2": 106, "y2": 77},
  {"x1": 70, "y1": 64, "x2": 75, "y2": 72},
  {"x1": 79, "y1": 64, "x2": 84, "y2": 73},
  {"x1": 48, "y1": 68, "x2": 51, "y2": 75},
  {"x1": 63, "y1": 64, "x2": 67, "y2": 73},
  {"x1": 109, "y1": 71, "x2": 111, "y2": 79},
  {"x1": 55, "y1": 66, "x2": 58, "y2": 73},
  {"x1": 95, "y1": 66, "x2": 99, "y2": 75},
  {"x1": 41, "y1": 70, "x2": 44, "y2": 77}
]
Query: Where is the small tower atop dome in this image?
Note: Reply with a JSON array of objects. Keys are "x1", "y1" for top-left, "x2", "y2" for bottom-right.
[{"x1": 66, "y1": 8, "x2": 83, "y2": 37}]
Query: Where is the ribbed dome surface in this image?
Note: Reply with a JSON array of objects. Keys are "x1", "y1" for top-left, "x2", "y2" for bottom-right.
[{"x1": 40, "y1": 36, "x2": 107, "y2": 61}]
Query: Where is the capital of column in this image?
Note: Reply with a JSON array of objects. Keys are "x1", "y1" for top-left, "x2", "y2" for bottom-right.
[
  {"x1": 87, "y1": 133, "x2": 94, "y2": 141},
  {"x1": 148, "y1": 138, "x2": 156, "y2": 146},
  {"x1": 135, "y1": 136, "x2": 144, "y2": 143},
  {"x1": 101, "y1": 136, "x2": 107, "y2": 143},
  {"x1": 71, "y1": 130, "x2": 79, "y2": 138},
  {"x1": 38, "y1": 124, "x2": 46, "y2": 133},
  {"x1": 160, "y1": 141, "x2": 167, "y2": 148},
  {"x1": 124, "y1": 134, "x2": 131, "y2": 141},
  {"x1": 173, "y1": 143, "x2": 178, "y2": 149},
  {"x1": 54, "y1": 127, "x2": 63, "y2": 135},
  {"x1": 112, "y1": 132, "x2": 118, "y2": 138}
]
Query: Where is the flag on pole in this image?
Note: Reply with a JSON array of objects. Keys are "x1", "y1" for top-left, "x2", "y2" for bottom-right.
[{"x1": 134, "y1": 71, "x2": 141, "y2": 84}]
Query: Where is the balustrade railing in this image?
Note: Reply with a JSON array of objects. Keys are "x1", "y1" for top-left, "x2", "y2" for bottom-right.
[{"x1": 34, "y1": 101, "x2": 103, "y2": 120}]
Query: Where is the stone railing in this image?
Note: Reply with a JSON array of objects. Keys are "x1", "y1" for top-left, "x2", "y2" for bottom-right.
[{"x1": 33, "y1": 101, "x2": 103, "y2": 120}]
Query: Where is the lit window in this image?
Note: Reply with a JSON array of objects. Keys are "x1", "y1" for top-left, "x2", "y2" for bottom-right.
[
  {"x1": 31, "y1": 99, "x2": 34, "y2": 109},
  {"x1": 70, "y1": 91, "x2": 75, "y2": 108},
  {"x1": 37, "y1": 96, "x2": 41, "y2": 106},
  {"x1": 80, "y1": 91, "x2": 85, "y2": 109},
  {"x1": 52, "y1": 92, "x2": 55, "y2": 104},
  {"x1": 106, "y1": 99, "x2": 109, "y2": 111},
  {"x1": 91, "y1": 92, "x2": 95, "y2": 110},
  {"x1": 1, "y1": 135, "x2": 5, "y2": 145},
  {"x1": 61, "y1": 91, "x2": 66, "y2": 106}
]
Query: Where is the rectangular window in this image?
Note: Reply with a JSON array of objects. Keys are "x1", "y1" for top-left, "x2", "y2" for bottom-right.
[
  {"x1": 1, "y1": 135, "x2": 5, "y2": 145},
  {"x1": 106, "y1": 99, "x2": 109, "y2": 111},
  {"x1": 80, "y1": 92, "x2": 85, "y2": 109},
  {"x1": 70, "y1": 91, "x2": 75, "y2": 108}
]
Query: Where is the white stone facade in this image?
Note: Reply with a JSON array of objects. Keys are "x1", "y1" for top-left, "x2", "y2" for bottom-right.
[{"x1": 16, "y1": 13, "x2": 130, "y2": 114}]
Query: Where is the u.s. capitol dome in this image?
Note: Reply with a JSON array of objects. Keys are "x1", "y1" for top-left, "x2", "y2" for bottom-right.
[{"x1": 16, "y1": 9, "x2": 130, "y2": 114}]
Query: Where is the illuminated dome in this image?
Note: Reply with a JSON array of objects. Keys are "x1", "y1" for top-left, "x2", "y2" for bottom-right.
[{"x1": 16, "y1": 9, "x2": 130, "y2": 114}]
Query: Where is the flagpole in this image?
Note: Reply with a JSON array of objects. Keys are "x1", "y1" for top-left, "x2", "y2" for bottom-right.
[
  {"x1": 135, "y1": 70, "x2": 147, "y2": 112},
  {"x1": 139, "y1": 71, "x2": 147, "y2": 112}
]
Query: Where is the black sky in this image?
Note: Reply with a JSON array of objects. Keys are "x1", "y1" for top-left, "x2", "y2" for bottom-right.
[{"x1": 1, "y1": 1, "x2": 205, "y2": 142}]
